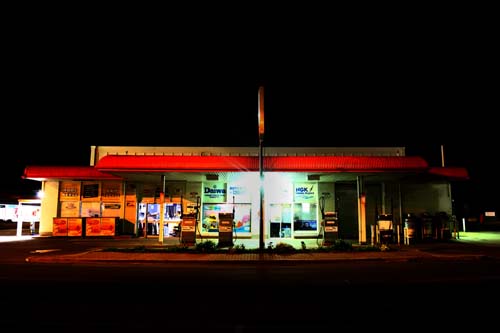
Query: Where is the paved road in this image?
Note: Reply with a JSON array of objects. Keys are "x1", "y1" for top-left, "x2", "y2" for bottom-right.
[
  {"x1": 1, "y1": 231, "x2": 500, "y2": 264},
  {"x1": 1, "y1": 231, "x2": 500, "y2": 332}
]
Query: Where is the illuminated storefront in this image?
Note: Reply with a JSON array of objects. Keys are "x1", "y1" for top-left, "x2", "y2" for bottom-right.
[{"x1": 22, "y1": 146, "x2": 468, "y2": 246}]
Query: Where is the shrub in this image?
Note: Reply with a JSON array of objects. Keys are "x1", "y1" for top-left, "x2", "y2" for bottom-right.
[
  {"x1": 273, "y1": 242, "x2": 296, "y2": 254},
  {"x1": 332, "y1": 239, "x2": 353, "y2": 251},
  {"x1": 195, "y1": 240, "x2": 217, "y2": 252},
  {"x1": 231, "y1": 244, "x2": 246, "y2": 253}
]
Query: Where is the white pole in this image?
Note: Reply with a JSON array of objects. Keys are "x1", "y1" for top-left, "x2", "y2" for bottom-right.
[
  {"x1": 258, "y1": 86, "x2": 265, "y2": 252},
  {"x1": 441, "y1": 144, "x2": 445, "y2": 167},
  {"x1": 16, "y1": 203, "x2": 23, "y2": 236}
]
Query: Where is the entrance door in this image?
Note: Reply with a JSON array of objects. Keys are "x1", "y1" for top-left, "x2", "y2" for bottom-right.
[
  {"x1": 335, "y1": 182, "x2": 358, "y2": 240},
  {"x1": 269, "y1": 203, "x2": 292, "y2": 238},
  {"x1": 138, "y1": 203, "x2": 160, "y2": 236}
]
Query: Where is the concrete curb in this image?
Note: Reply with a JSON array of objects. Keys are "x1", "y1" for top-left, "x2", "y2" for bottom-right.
[{"x1": 24, "y1": 249, "x2": 493, "y2": 264}]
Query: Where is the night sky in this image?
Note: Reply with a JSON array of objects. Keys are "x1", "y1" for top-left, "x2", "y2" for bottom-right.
[{"x1": 2, "y1": 9, "x2": 498, "y2": 215}]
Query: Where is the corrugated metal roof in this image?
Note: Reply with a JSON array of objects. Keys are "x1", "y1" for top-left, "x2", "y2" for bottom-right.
[
  {"x1": 95, "y1": 155, "x2": 259, "y2": 172},
  {"x1": 23, "y1": 166, "x2": 122, "y2": 181},
  {"x1": 94, "y1": 155, "x2": 429, "y2": 173},
  {"x1": 23, "y1": 156, "x2": 470, "y2": 182},
  {"x1": 265, "y1": 156, "x2": 428, "y2": 172}
]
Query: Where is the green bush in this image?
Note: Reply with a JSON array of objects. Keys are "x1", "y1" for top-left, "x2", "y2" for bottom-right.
[
  {"x1": 230, "y1": 244, "x2": 246, "y2": 253},
  {"x1": 273, "y1": 242, "x2": 297, "y2": 254},
  {"x1": 195, "y1": 240, "x2": 217, "y2": 252},
  {"x1": 102, "y1": 239, "x2": 384, "y2": 254},
  {"x1": 332, "y1": 239, "x2": 353, "y2": 251}
]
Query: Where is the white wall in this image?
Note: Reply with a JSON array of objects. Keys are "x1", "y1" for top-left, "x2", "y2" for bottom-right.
[{"x1": 40, "y1": 181, "x2": 60, "y2": 236}]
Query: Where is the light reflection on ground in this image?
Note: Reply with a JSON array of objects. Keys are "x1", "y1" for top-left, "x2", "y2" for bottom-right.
[{"x1": 0, "y1": 236, "x2": 34, "y2": 243}]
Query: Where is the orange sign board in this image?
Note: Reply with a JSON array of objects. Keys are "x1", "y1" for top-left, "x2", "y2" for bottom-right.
[
  {"x1": 53, "y1": 218, "x2": 68, "y2": 236},
  {"x1": 86, "y1": 217, "x2": 101, "y2": 236},
  {"x1": 67, "y1": 218, "x2": 83, "y2": 237},
  {"x1": 100, "y1": 217, "x2": 116, "y2": 236}
]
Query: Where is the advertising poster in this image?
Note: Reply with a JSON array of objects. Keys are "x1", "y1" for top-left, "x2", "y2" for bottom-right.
[
  {"x1": 233, "y1": 204, "x2": 251, "y2": 233},
  {"x1": 67, "y1": 218, "x2": 83, "y2": 237},
  {"x1": 81, "y1": 182, "x2": 100, "y2": 201},
  {"x1": 81, "y1": 202, "x2": 101, "y2": 217},
  {"x1": 86, "y1": 217, "x2": 101, "y2": 236},
  {"x1": 53, "y1": 218, "x2": 68, "y2": 236},
  {"x1": 100, "y1": 217, "x2": 115, "y2": 236},
  {"x1": 202, "y1": 203, "x2": 251, "y2": 233},
  {"x1": 228, "y1": 184, "x2": 251, "y2": 203},
  {"x1": 102, "y1": 203, "x2": 121, "y2": 217},
  {"x1": 203, "y1": 182, "x2": 227, "y2": 203},
  {"x1": 294, "y1": 182, "x2": 318, "y2": 203},
  {"x1": 60, "y1": 201, "x2": 80, "y2": 217},
  {"x1": 202, "y1": 204, "x2": 222, "y2": 233},
  {"x1": 101, "y1": 182, "x2": 123, "y2": 202},
  {"x1": 125, "y1": 201, "x2": 137, "y2": 223},
  {"x1": 59, "y1": 182, "x2": 81, "y2": 201}
]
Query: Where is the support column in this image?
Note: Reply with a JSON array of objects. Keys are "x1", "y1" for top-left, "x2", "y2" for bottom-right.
[{"x1": 357, "y1": 176, "x2": 367, "y2": 244}]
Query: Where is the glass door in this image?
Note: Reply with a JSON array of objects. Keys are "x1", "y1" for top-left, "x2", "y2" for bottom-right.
[{"x1": 269, "y1": 203, "x2": 292, "y2": 238}]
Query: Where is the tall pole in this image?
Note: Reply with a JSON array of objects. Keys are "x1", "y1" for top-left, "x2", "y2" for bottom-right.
[
  {"x1": 159, "y1": 175, "x2": 165, "y2": 244},
  {"x1": 258, "y1": 86, "x2": 265, "y2": 251},
  {"x1": 441, "y1": 144, "x2": 445, "y2": 167}
]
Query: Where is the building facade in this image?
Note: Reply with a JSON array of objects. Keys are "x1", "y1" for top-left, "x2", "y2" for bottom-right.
[{"x1": 22, "y1": 146, "x2": 468, "y2": 247}]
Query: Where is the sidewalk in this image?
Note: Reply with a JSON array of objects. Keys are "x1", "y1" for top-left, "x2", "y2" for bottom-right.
[{"x1": 25, "y1": 232, "x2": 500, "y2": 264}]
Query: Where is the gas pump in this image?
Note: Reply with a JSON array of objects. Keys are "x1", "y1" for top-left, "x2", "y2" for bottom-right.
[
  {"x1": 321, "y1": 193, "x2": 339, "y2": 245},
  {"x1": 179, "y1": 196, "x2": 197, "y2": 245},
  {"x1": 323, "y1": 211, "x2": 339, "y2": 245},
  {"x1": 194, "y1": 196, "x2": 202, "y2": 241},
  {"x1": 218, "y1": 212, "x2": 234, "y2": 247},
  {"x1": 180, "y1": 213, "x2": 196, "y2": 246}
]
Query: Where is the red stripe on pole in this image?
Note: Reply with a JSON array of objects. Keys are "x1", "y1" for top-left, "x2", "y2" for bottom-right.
[{"x1": 258, "y1": 86, "x2": 264, "y2": 141}]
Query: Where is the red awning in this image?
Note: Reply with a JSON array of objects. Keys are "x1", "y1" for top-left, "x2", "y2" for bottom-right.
[
  {"x1": 95, "y1": 155, "x2": 429, "y2": 173},
  {"x1": 23, "y1": 166, "x2": 122, "y2": 181},
  {"x1": 265, "y1": 156, "x2": 429, "y2": 172},
  {"x1": 95, "y1": 155, "x2": 259, "y2": 172},
  {"x1": 23, "y1": 157, "x2": 468, "y2": 182},
  {"x1": 428, "y1": 167, "x2": 469, "y2": 180}
]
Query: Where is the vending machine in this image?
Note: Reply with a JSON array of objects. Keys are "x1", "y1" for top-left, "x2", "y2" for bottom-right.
[
  {"x1": 323, "y1": 211, "x2": 339, "y2": 245},
  {"x1": 218, "y1": 212, "x2": 234, "y2": 247},
  {"x1": 180, "y1": 213, "x2": 197, "y2": 246}
]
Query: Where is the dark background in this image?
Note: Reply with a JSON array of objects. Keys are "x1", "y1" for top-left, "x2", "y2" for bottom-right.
[{"x1": 2, "y1": 6, "x2": 497, "y2": 216}]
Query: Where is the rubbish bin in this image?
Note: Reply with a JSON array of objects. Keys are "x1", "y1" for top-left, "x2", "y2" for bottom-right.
[{"x1": 421, "y1": 212, "x2": 434, "y2": 240}]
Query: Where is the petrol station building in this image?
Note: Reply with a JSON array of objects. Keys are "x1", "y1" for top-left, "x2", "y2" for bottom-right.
[{"x1": 22, "y1": 146, "x2": 468, "y2": 247}]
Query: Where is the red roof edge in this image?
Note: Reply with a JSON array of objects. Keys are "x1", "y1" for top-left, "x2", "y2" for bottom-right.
[
  {"x1": 428, "y1": 167, "x2": 469, "y2": 180},
  {"x1": 95, "y1": 155, "x2": 429, "y2": 173},
  {"x1": 95, "y1": 155, "x2": 259, "y2": 172},
  {"x1": 22, "y1": 166, "x2": 122, "y2": 181}
]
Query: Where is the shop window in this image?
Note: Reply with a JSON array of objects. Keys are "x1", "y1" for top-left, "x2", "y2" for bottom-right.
[{"x1": 293, "y1": 203, "x2": 318, "y2": 231}]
